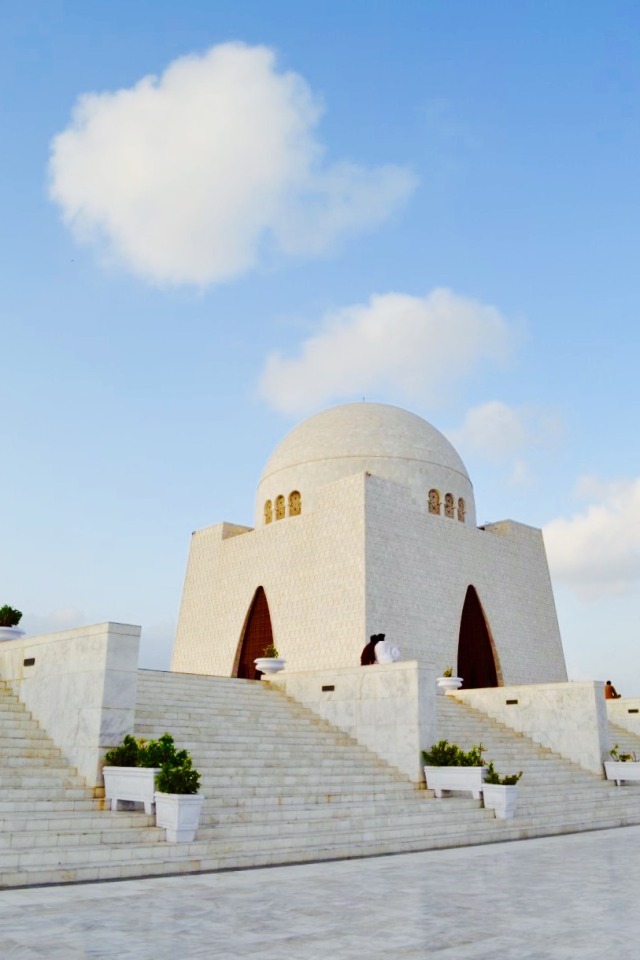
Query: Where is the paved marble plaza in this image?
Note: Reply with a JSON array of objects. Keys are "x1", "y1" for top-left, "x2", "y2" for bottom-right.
[{"x1": 1, "y1": 826, "x2": 638, "y2": 959}]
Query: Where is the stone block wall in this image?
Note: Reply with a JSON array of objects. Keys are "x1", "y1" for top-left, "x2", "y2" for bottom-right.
[
  {"x1": 172, "y1": 474, "x2": 368, "y2": 675},
  {"x1": 364, "y1": 476, "x2": 567, "y2": 684}
]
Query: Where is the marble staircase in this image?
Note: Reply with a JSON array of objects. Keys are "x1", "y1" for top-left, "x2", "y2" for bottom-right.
[
  {"x1": 608, "y1": 721, "x2": 640, "y2": 760},
  {"x1": 2, "y1": 670, "x2": 640, "y2": 889},
  {"x1": 437, "y1": 695, "x2": 640, "y2": 832},
  {"x1": 0, "y1": 680, "x2": 162, "y2": 888}
]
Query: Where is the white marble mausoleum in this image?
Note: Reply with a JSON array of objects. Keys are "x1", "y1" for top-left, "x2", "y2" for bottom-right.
[{"x1": 172, "y1": 402, "x2": 567, "y2": 686}]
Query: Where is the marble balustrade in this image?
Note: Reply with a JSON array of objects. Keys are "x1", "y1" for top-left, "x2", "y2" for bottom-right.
[
  {"x1": 268, "y1": 659, "x2": 437, "y2": 783},
  {"x1": 0, "y1": 621, "x2": 140, "y2": 789}
]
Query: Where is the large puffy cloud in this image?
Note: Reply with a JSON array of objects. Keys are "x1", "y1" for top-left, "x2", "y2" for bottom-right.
[
  {"x1": 48, "y1": 43, "x2": 416, "y2": 286},
  {"x1": 260, "y1": 288, "x2": 516, "y2": 415},
  {"x1": 544, "y1": 477, "x2": 640, "y2": 600}
]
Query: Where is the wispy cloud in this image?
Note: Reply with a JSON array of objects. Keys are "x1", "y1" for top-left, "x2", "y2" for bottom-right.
[
  {"x1": 48, "y1": 42, "x2": 416, "y2": 286},
  {"x1": 449, "y1": 400, "x2": 565, "y2": 486},
  {"x1": 260, "y1": 288, "x2": 517, "y2": 415},
  {"x1": 544, "y1": 477, "x2": 640, "y2": 600}
]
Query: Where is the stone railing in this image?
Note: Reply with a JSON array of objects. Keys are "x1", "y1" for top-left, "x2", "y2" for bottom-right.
[{"x1": 0, "y1": 622, "x2": 140, "y2": 790}]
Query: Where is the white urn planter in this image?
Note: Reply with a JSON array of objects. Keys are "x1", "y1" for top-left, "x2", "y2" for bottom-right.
[
  {"x1": 0, "y1": 626, "x2": 25, "y2": 642},
  {"x1": 604, "y1": 761, "x2": 640, "y2": 786},
  {"x1": 482, "y1": 783, "x2": 519, "y2": 819},
  {"x1": 103, "y1": 767, "x2": 160, "y2": 814},
  {"x1": 254, "y1": 657, "x2": 286, "y2": 676},
  {"x1": 436, "y1": 676, "x2": 463, "y2": 695},
  {"x1": 155, "y1": 792, "x2": 205, "y2": 842},
  {"x1": 424, "y1": 765, "x2": 487, "y2": 799}
]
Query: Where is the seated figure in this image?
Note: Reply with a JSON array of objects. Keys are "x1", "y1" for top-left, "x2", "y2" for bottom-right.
[
  {"x1": 360, "y1": 634, "x2": 381, "y2": 666},
  {"x1": 605, "y1": 680, "x2": 621, "y2": 699},
  {"x1": 375, "y1": 634, "x2": 401, "y2": 664}
]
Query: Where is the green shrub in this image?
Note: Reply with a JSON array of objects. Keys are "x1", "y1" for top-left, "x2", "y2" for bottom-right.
[
  {"x1": 441, "y1": 666, "x2": 453, "y2": 678},
  {"x1": 104, "y1": 734, "x2": 140, "y2": 767},
  {"x1": 155, "y1": 758, "x2": 201, "y2": 795},
  {"x1": 263, "y1": 643, "x2": 279, "y2": 658},
  {"x1": 484, "y1": 761, "x2": 523, "y2": 785},
  {"x1": 610, "y1": 744, "x2": 637, "y2": 763},
  {"x1": 0, "y1": 605, "x2": 22, "y2": 627},
  {"x1": 140, "y1": 733, "x2": 189, "y2": 768},
  {"x1": 421, "y1": 740, "x2": 486, "y2": 767},
  {"x1": 104, "y1": 733, "x2": 190, "y2": 769}
]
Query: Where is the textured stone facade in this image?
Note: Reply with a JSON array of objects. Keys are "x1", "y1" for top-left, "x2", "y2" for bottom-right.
[{"x1": 172, "y1": 403, "x2": 567, "y2": 684}]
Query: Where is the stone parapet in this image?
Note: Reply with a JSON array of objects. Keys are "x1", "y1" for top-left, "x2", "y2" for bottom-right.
[
  {"x1": 268, "y1": 659, "x2": 437, "y2": 784},
  {"x1": 607, "y1": 698, "x2": 640, "y2": 739},
  {"x1": 0, "y1": 622, "x2": 140, "y2": 789},
  {"x1": 454, "y1": 681, "x2": 609, "y2": 775}
]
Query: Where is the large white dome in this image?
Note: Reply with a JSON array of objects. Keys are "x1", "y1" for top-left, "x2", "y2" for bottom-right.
[{"x1": 255, "y1": 403, "x2": 475, "y2": 527}]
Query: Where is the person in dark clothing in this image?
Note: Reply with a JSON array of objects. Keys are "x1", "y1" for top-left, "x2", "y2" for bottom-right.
[{"x1": 361, "y1": 633, "x2": 384, "y2": 665}]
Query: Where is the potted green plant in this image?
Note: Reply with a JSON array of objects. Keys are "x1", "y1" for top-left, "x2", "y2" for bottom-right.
[
  {"x1": 154, "y1": 757, "x2": 204, "y2": 842},
  {"x1": 436, "y1": 666, "x2": 463, "y2": 695},
  {"x1": 481, "y1": 762, "x2": 523, "y2": 819},
  {"x1": 421, "y1": 740, "x2": 487, "y2": 798},
  {"x1": 254, "y1": 642, "x2": 286, "y2": 676},
  {"x1": 102, "y1": 733, "x2": 186, "y2": 814},
  {"x1": 604, "y1": 744, "x2": 640, "y2": 786},
  {"x1": 0, "y1": 605, "x2": 25, "y2": 642}
]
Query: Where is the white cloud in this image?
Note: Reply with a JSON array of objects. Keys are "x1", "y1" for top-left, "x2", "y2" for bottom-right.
[
  {"x1": 450, "y1": 401, "x2": 530, "y2": 464},
  {"x1": 448, "y1": 401, "x2": 565, "y2": 485},
  {"x1": 48, "y1": 43, "x2": 416, "y2": 286},
  {"x1": 260, "y1": 288, "x2": 516, "y2": 415},
  {"x1": 544, "y1": 477, "x2": 640, "y2": 600}
]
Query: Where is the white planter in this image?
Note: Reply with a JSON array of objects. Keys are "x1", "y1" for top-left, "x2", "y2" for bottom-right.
[
  {"x1": 482, "y1": 783, "x2": 519, "y2": 819},
  {"x1": 103, "y1": 767, "x2": 160, "y2": 814},
  {"x1": 604, "y1": 761, "x2": 640, "y2": 786},
  {"x1": 436, "y1": 676, "x2": 463, "y2": 695},
  {"x1": 155, "y1": 792, "x2": 204, "y2": 842},
  {"x1": 424, "y1": 765, "x2": 487, "y2": 799},
  {"x1": 254, "y1": 657, "x2": 286, "y2": 675},
  {"x1": 0, "y1": 626, "x2": 25, "y2": 642}
]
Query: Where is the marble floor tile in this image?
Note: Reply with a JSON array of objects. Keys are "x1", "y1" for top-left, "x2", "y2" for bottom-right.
[{"x1": 1, "y1": 827, "x2": 640, "y2": 958}]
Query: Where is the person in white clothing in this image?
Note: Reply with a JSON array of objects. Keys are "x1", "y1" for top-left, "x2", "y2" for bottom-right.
[{"x1": 375, "y1": 634, "x2": 401, "y2": 664}]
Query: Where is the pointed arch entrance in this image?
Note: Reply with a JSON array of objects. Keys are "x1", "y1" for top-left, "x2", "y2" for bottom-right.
[
  {"x1": 235, "y1": 586, "x2": 274, "y2": 680},
  {"x1": 456, "y1": 586, "x2": 499, "y2": 689}
]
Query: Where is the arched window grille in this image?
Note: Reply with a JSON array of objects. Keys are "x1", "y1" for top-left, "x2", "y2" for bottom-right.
[
  {"x1": 428, "y1": 489, "x2": 441, "y2": 515},
  {"x1": 457, "y1": 498, "x2": 466, "y2": 523},
  {"x1": 275, "y1": 495, "x2": 285, "y2": 520},
  {"x1": 264, "y1": 500, "x2": 273, "y2": 525},
  {"x1": 288, "y1": 490, "x2": 301, "y2": 517},
  {"x1": 444, "y1": 493, "x2": 455, "y2": 518}
]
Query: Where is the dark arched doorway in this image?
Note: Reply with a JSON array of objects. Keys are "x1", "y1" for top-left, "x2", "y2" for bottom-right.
[
  {"x1": 235, "y1": 587, "x2": 274, "y2": 680},
  {"x1": 456, "y1": 586, "x2": 498, "y2": 689}
]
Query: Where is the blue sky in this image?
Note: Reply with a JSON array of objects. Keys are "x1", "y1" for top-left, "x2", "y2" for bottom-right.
[{"x1": 2, "y1": 1, "x2": 640, "y2": 691}]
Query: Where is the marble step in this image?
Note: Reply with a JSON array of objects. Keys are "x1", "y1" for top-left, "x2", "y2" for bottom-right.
[
  {"x1": 1, "y1": 756, "x2": 77, "y2": 771},
  {"x1": 0, "y1": 798, "x2": 102, "y2": 814},
  {"x1": 0, "y1": 811, "x2": 155, "y2": 832},
  {"x1": 3, "y1": 789, "x2": 640, "y2": 890},
  {"x1": 0, "y1": 824, "x2": 165, "y2": 851},
  {"x1": 134, "y1": 725, "x2": 361, "y2": 746},
  {"x1": 0, "y1": 746, "x2": 66, "y2": 760}
]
